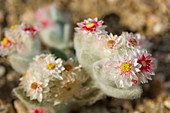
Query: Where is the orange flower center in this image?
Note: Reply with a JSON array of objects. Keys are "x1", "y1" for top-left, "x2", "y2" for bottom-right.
[
  {"x1": 31, "y1": 82, "x2": 38, "y2": 90},
  {"x1": 64, "y1": 64, "x2": 73, "y2": 71},
  {"x1": 46, "y1": 63, "x2": 55, "y2": 70},
  {"x1": 130, "y1": 39, "x2": 137, "y2": 45},
  {"x1": 86, "y1": 22, "x2": 95, "y2": 28},
  {"x1": 107, "y1": 40, "x2": 115, "y2": 49}
]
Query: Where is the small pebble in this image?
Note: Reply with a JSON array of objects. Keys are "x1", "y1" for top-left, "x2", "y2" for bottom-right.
[
  {"x1": 164, "y1": 100, "x2": 170, "y2": 110},
  {"x1": 0, "y1": 10, "x2": 4, "y2": 23},
  {"x1": 0, "y1": 100, "x2": 10, "y2": 113},
  {"x1": 136, "y1": 104, "x2": 144, "y2": 112},
  {"x1": 14, "y1": 100, "x2": 28, "y2": 113},
  {"x1": 6, "y1": 71, "x2": 19, "y2": 82},
  {"x1": 0, "y1": 65, "x2": 5, "y2": 78}
]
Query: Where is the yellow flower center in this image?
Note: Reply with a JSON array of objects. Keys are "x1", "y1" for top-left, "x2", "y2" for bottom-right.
[
  {"x1": 64, "y1": 64, "x2": 73, "y2": 71},
  {"x1": 1, "y1": 38, "x2": 9, "y2": 46},
  {"x1": 107, "y1": 40, "x2": 115, "y2": 48},
  {"x1": 30, "y1": 82, "x2": 38, "y2": 90},
  {"x1": 46, "y1": 63, "x2": 55, "y2": 70},
  {"x1": 141, "y1": 61, "x2": 146, "y2": 67},
  {"x1": 10, "y1": 25, "x2": 18, "y2": 30},
  {"x1": 130, "y1": 39, "x2": 137, "y2": 45},
  {"x1": 121, "y1": 63, "x2": 131, "y2": 72},
  {"x1": 86, "y1": 23, "x2": 95, "y2": 28}
]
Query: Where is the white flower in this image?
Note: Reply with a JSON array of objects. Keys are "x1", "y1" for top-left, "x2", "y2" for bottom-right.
[
  {"x1": 32, "y1": 54, "x2": 65, "y2": 81},
  {"x1": 113, "y1": 32, "x2": 141, "y2": 56},
  {"x1": 20, "y1": 71, "x2": 49, "y2": 102},
  {"x1": 102, "y1": 33, "x2": 123, "y2": 55},
  {"x1": 19, "y1": 54, "x2": 68, "y2": 102},
  {"x1": 121, "y1": 32, "x2": 140, "y2": 48},
  {"x1": 28, "y1": 77, "x2": 43, "y2": 102},
  {"x1": 42, "y1": 54, "x2": 65, "y2": 80}
]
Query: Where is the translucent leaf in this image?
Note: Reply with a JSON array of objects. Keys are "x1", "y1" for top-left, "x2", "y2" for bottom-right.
[
  {"x1": 8, "y1": 54, "x2": 32, "y2": 74},
  {"x1": 13, "y1": 87, "x2": 53, "y2": 107}
]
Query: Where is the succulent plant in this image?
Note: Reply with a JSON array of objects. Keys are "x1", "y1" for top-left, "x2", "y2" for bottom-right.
[
  {"x1": 13, "y1": 53, "x2": 101, "y2": 112},
  {"x1": 74, "y1": 18, "x2": 156, "y2": 99},
  {"x1": 34, "y1": 4, "x2": 71, "y2": 50},
  {"x1": 12, "y1": 18, "x2": 157, "y2": 113},
  {"x1": 0, "y1": 24, "x2": 40, "y2": 73}
]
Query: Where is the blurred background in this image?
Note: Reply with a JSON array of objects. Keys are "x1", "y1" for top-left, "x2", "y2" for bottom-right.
[{"x1": 0, "y1": 0, "x2": 170, "y2": 113}]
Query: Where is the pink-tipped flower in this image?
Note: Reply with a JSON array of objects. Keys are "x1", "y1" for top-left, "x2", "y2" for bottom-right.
[
  {"x1": 115, "y1": 57, "x2": 140, "y2": 78},
  {"x1": 27, "y1": 78, "x2": 44, "y2": 102},
  {"x1": 1, "y1": 37, "x2": 11, "y2": 48},
  {"x1": 105, "y1": 34, "x2": 120, "y2": 49},
  {"x1": 103, "y1": 55, "x2": 141, "y2": 88},
  {"x1": 136, "y1": 50, "x2": 156, "y2": 83},
  {"x1": 102, "y1": 33, "x2": 123, "y2": 55},
  {"x1": 0, "y1": 37, "x2": 15, "y2": 56},
  {"x1": 125, "y1": 33, "x2": 140, "y2": 48},
  {"x1": 30, "y1": 108, "x2": 48, "y2": 113},
  {"x1": 34, "y1": 6, "x2": 52, "y2": 29},
  {"x1": 81, "y1": 20, "x2": 99, "y2": 32},
  {"x1": 121, "y1": 32, "x2": 140, "y2": 49},
  {"x1": 41, "y1": 19, "x2": 51, "y2": 28},
  {"x1": 23, "y1": 26, "x2": 37, "y2": 37},
  {"x1": 23, "y1": 26, "x2": 36, "y2": 32},
  {"x1": 75, "y1": 18, "x2": 107, "y2": 34}
]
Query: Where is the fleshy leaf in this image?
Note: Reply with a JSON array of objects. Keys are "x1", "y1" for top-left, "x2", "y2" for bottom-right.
[
  {"x1": 39, "y1": 23, "x2": 71, "y2": 50},
  {"x1": 93, "y1": 60, "x2": 142, "y2": 99},
  {"x1": 97, "y1": 82, "x2": 142, "y2": 99},
  {"x1": 8, "y1": 54, "x2": 32, "y2": 74},
  {"x1": 13, "y1": 87, "x2": 54, "y2": 107}
]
